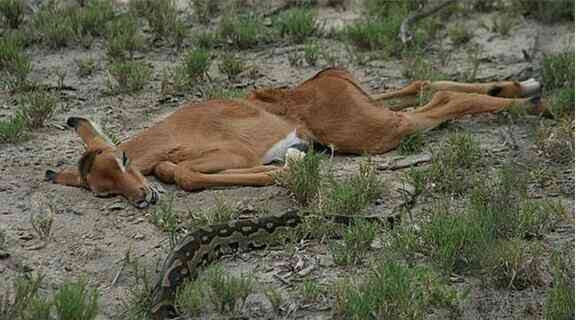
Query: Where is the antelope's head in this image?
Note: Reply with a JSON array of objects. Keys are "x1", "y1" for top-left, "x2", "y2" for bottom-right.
[{"x1": 46, "y1": 117, "x2": 159, "y2": 209}]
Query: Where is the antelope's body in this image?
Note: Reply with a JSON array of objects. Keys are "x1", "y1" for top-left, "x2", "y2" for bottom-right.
[{"x1": 47, "y1": 67, "x2": 542, "y2": 207}]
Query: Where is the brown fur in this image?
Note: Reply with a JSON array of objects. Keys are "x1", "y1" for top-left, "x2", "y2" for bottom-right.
[{"x1": 48, "y1": 68, "x2": 543, "y2": 207}]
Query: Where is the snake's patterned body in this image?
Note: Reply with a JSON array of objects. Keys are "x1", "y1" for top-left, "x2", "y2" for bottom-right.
[{"x1": 150, "y1": 210, "x2": 303, "y2": 319}]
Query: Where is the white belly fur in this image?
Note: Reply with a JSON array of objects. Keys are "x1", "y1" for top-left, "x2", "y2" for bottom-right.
[{"x1": 262, "y1": 130, "x2": 304, "y2": 164}]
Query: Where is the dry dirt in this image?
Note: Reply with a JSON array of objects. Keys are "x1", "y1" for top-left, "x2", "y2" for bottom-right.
[{"x1": 0, "y1": 2, "x2": 574, "y2": 320}]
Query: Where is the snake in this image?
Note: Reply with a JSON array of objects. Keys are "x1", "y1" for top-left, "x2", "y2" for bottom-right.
[{"x1": 149, "y1": 209, "x2": 389, "y2": 319}]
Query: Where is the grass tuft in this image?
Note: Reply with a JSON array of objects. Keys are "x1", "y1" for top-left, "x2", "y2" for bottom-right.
[
  {"x1": 0, "y1": 0, "x2": 24, "y2": 29},
  {"x1": 187, "y1": 197, "x2": 237, "y2": 227},
  {"x1": 76, "y1": 58, "x2": 98, "y2": 78},
  {"x1": 218, "y1": 53, "x2": 246, "y2": 81},
  {"x1": 447, "y1": 23, "x2": 473, "y2": 45},
  {"x1": 105, "y1": 14, "x2": 145, "y2": 61},
  {"x1": 53, "y1": 279, "x2": 99, "y2": 320},
  {"x1": 106, "y1": 61, "x2": 152, "y2": 94},
  {"x1": 276, "y1": 7, "x2": 318, "y2": 44},
  {"x1": 333, "y1": 261, "x2": 460, "y2": 320},
  {"x1": 397, "y1": 130, "x2": 424, "y2": 155},
  {"x1": 426, "y1": 132, "x2": 482, "y2": 194},
  {"x1": 331, "y1": 219, "x2": 378, "y2": 266},
  {"x1": 18, "y1": 91, "x2": 58, "y2": 129},
  {"x1": 0, "y1": 113, "x2": 28, "y2": 143},
  {"x1": 205, "y1": 265, "x2": 255, "y2": 314},
  {"x1": 544, "y1": 246, "x2": 575, "y2": 319},
  {"x1": 325, "y1": 159, "x2": 384, "y2": 215},
  {"x1": 0, "y1": 274, "x2": 47, "y2": 320},
  {"x1": 303, "y1": 41, "x2": 321, "y2": 66},
  {"x1": 274, "y1": 149, "x2": 324, "y2": 206},
  {"x1": 219, "y1": 14, "x2": 262, "y2": 49},
  {"x1": 481, "y1": 239, "x2": 544, "y2": 289}
]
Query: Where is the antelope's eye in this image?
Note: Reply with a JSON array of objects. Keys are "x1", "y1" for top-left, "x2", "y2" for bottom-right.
[{"x1": 122, "y1": 152, "x2": 129, "y2": 166}]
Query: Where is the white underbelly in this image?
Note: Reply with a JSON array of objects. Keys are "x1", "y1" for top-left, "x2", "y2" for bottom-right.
[{"x1": 262, "y1": 130, "x2": 304, "y2": 164}]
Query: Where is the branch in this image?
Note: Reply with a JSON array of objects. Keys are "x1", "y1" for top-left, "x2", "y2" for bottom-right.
[{"x1": 400, "y1": 0, "x2": 458, "y2": 44}]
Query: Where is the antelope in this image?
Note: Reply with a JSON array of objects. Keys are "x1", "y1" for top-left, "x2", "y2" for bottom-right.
[{"x1": 46, "y1": 68, "x2": 543, "y2": 208}]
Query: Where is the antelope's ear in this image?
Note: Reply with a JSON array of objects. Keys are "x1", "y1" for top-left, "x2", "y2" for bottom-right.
[
  {"x1": 67, "y1": 117, "x2": 111, "y2": 148},
  {"x1": 45, "y1": 168, "x2": 85, "y2": 187}
]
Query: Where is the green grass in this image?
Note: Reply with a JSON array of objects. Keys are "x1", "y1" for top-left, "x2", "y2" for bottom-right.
[
  {"x1": 481, "y1": 239, "x2": 544, "y2": 289},
  {"x1": 176, "y1": 265, "x2": 256, "y2": 315},
  {"x1": 218, "y1": 53, "x2": 246, "y2": 81},
  {"x1": 105, "y1": 14, "x2": 145, "y2": 61},
  {"x1": 191, "y1": 0, "x2": 219, "y2": 24},
  {"x1": 192, "y1": 31, "x2": 220, "y2": 49},
  {"x1": 274, "y1": 149, "x2": 325, "y2": 206},
  {"x1": 175, "y1": 279, "x2": 203, "y2": 317},
  {"x1": 0, "y1": 113, "x2": 28, "y2": 143},
  {"x1": 331, "y1": 219, "x2": 378, "y2": 266},
  {"x1": 149, "y1": 193, "x2": 180, "y2": 247},
  {"x1": 76, "y1": 58, "x2": 98, "y2": 78},
  {"x1": 31, "y1": 2, "x2": 114, "y2": 49},
  {"x1": 342, "y1": 18, "x2": 401, "y2": 52},
  {"x1": 426, "y1": 132, "x2": 482, "y2": 194},
  {"x1": 218, "y1": 14, "x2": 262, "y2": 49},
  {"x1": 118, "y1": 255, "x2": 155, "y2": 320},
  {"x1": 178, "y1": 48, "x2": 211, "y2": 85},
  {"x1": 325, "y1": 159, "x2": 384, "y2": 215},
  {"x1": 0, "y1": 33, "x2": 31, "y2": 89},
  {"x1": 129, "y1": 0, "x2": 187, "y2": 47},
  {"x1": 276, "y1": 7, "x2": 318, "y2": 44},
  {"x1": 106, "y1": 61, "x2": 152, "y2": 94},
  {"x1": 544, "y1": 247, "x2": 575, "y2": 319},
  {"x1": 333, "y1": 261, "x2": 460, "y2": 320},
  {"x1": 303, "y1": 41, "x2": 321, "y2": 66},
  {"x1": 397, "y1": 130, "x2": 425, "y2": 155},
  {"x1": 342, "y1": 1, "x2": 437, "y2": 55},
  {"x1": 447, "y1": 23, "x2": 473, "y2": 45},
  {"x1": 187, "y1": 197, "x2": 237, "y2": 227},
  {"x1": 18, "y1": 91, "x2": 58, "y2": 129},
  {"x1": 543, "y1": 51, "x2": 575, "y2": 91},
  {"x1": 420, "y1": 201, "x2": 486, "y2": 271},
  {"x1": 301, "y1": 278, "x2": 324, "y2": 302},
  {"x1": 391, "y1": 163, "x2": 566, "y2": 276},
  {"x1": 490, "y1": 13, "x2": 517, "y2": 37},
  {"x1": 54, "y1": 279, "x2": 99, "y2": 320},
  {"x1": 0, "y1": 274, "x2": 46, "y2": 320},
  {"x1": 0, "y1": 0, "x2": 24, "y2": 29},
  {"x1": 205, "y1": 265, "x2": 255, "y2": 313}
]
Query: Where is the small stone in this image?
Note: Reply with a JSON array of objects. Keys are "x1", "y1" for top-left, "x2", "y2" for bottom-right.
[
  {"x1": 0, "y1": 251, "x2": 10, "y2": 259},
  {"x1": 105, "y1": 201, "x2": 126, "y2": 211},
  {"x1": 19, "y1": 233, "x2": 34, "y2": 241},
  {"x1": 133, "y1": 218, "x2": 145, "y2": 224},
  {"x1": 133, "y1": 233, "x2": 145, "y2": 240}
]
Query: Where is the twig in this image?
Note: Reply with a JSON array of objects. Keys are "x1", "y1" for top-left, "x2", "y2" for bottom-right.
[
  {"x1": 377, "y1": 154, "x2": 432, "y2": 171},
  {"x1": 399, "y1": 0, "x2": 458, "y2": 44}
]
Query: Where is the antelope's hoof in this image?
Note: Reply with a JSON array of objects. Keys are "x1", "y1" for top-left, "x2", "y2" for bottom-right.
[{"x1": 45, "y1": 170, "x2": 57, "y2": 183}]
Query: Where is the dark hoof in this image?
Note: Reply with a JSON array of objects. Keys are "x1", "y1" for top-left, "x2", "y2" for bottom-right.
[
  {"x1": 45, "y1": 170, "x2": 57, "y2": 182},
  {"x1": 66, "y1": 117, "x2": 84, "y2": 128},
  {"x1": 528, "y1": 96, "x2": 552, "y2": 117},
  {"x1": 487, "y1": 86, "x2": 503, "y2": 97}
]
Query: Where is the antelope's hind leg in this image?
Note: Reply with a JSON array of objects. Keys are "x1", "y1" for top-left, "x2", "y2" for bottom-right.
[
  {"x1": 404, "y1": 91, "x2": 546, "y2": 131},
  {"x1": 372, "y1": 78, "x2": 541, "y2": 111}
]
